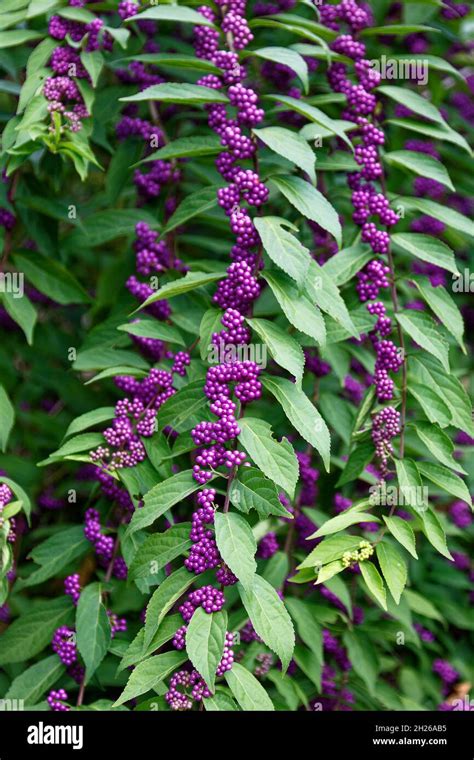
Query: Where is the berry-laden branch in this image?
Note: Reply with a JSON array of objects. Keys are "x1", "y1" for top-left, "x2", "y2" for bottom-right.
[{"x1": 0, "y1": 0, "x2": 472, "y2": 719}]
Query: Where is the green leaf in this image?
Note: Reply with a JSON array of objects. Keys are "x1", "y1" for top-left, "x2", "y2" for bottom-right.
[
  {"x1": 351, "y1": 385, "x2": 376, "y2": 436},
  {"x1": 413, "y1": 421, "x2": 466, "y2": 473},
  {"x1": 144, "y1": 567, "x2": 197, "y2": 648},
  {"x1": 391, "y1": 233, "x2": 459, "y2": 276},
  {"x1": 0, "y1": 30, "x2": 42, "y2": 48},
  {"x1": 266, "y1": 669, "x2": 300, "y2": 710},
  {"x1": 0, "y1": 8, "x2": 28, "y2": 31},
  {"x1": 0, "y1": 383, "x2": 14, "y2": 453},
  {"x1": 17, "y1": 525, "x2": 89, "y2": 589},
  {"x1": 271, "y1": 175, "x2": 341, "y2": 247},
  {"x1": 253, "y1": 126, "x2": 315, "y2": 182},
  {"x1": 121, "y1": 83, "x2": 228, "y2": 104},
  {"x1": 337, "y1": 441, "x2": 374, "y2": 487},
  {"x1": 105, "y1": 139, "x2": 141, "y2": 203},
  {"x1": 293, "y1": 646, "x2": 321, "y2": 690},
  {"x1": 186, "y1": 608, "x2": 227, "y2": 690},
  {"x1": 325, "y1": 306, "x2": 375, "y2": 343},
  {"x1": 343, "y1": 631, "x2": 378, "y2": 695},
  {"x1": 306, "y1": 260, "x2": 358, "y2": 338},
  {"x1": 76, "y1": 582, "x2": 111, "y2": 684},
  {"x1": 205, "y1": 692, "x2": 240, "y2": 711},
  {"x1": 309, "y1": 152, "x2": 359, "y2": 172},
  {"x1": 158, "y1": 380, "x2": 210, "y2": 433},
  {"x1": 84, "y1": 366, "x2": 147, "y2": 386},
  {"x1": 376, "y1": 542, "x2": 407, "y2": 604},
  {"x1": 254, "y1": 216, "x2": 312, "y2": 287},
  {"x1": 315, "y1": 560, "x2": 345, "y2": 584},
  {"x1": 25, "y1": 35, "x2": 56, "y2": 75},
  {"x1": 319, "y1": 392, "x2": 354, "y2": 444},
  {"x1": 404, "y1": 589, "x2": 443, "y2": 622},
  {"x1": 362, "y1": 24, "x2": 439, "y2": 35},
  {"x1": 395, "y1": 458, "x2": 428, "y2": 511},
  {"x1": 58, "y1": 6, "x2": 95, "y2": 22},
  {"x1": 114, "y1": 651, "x2": 188, "y2": 706},
  {"x1": 127, "y1": 470, "x2": 204, "y2": 535},
  {"x1": 65, "y1": 209, "x2": 158, "y2": 247},
  {"x1": 229, "y1": 467, "x2": 293, "y2": 519},
  {"x1": 420, "y1": 508, "x2": 453, "y2": 560},
  {"x1": 384, "y1": 150, "x2": 454, "y2": 191},
  {"x1": 396, "y1": 311, "x2": 450, "y2": 372},
  {"x1": 119, "y1": 54, "x2": 220, "y2": 75},
  {"x1": 12, "y1": 252, "x2": 90, "y2": 305},
  {"x1": 246, "y1": 317, "x2": 305, "y2": 385},
  {"x1": 262, "y1": 270, "x2": 326, "y2": 346},
  {"x1": 310, "y1": 510, "x2": 380, "y2": 539},
  {"x1": 262, "y1": 376, "x2": 331, "y2": 472},
  {"x1": 285, "y1": 598, "x2": 322, "y2": 663},
  {"x1": 322, "y1": 243, "x2": 373, "y2": 286},
  {"x1": 225, "y1": 663, "x2": 274, "y2": 711},
  {"x1": 119, "y1": 615, "x2": 182, "y2": 672},
  {"x1": 161, "y1": 186, "x2": 221, "y2": 236},
  {"x1": 383, "y1": 516, "x2": 418, "y2": 559},
  {"x1": 414, "y1": 278, "x2": 465, "y2": 352},
  {"x1": 103, "y1": 24, "x2": 130, "y2": 48},
  {"x1": 408, "y1": 383, "x2": 451, "y2": 429},
  {"x1": 325, "y1": 575, "x2": 353, "y2": 618},
  {"x1": 198, "y1": 308, "x2": 223, "y2": 362},
  {"x1": 214, "y1": 511, "x2": 257, "y2": 589},
  {"x1": 410, "y1": 355, "x2": 474, "y2": 437},
  {"x1": 128, "y1": 524, "x2": 192, "y2": 580},
  {"x1": 128, "y1": 6, "x2": 216, "y2": 26},
  {"x1": 40, "y1": 433, "x2": 105, "y2": 465},
  {"x1": 386, "y1": 118, "x2": 472, "y2": 155},
  {"x1": 397, "y1": 197, "x2": 474, "y2": 238},
  {"x1": 238, "y1": 575, "x2": 295, "y2": 671},
  {"x1": 80, "y1": 50, "x2": 103, "y2": 88},
  {"x1": 253, "y1": 13, "x2": 336, "y2": 42},
  {"x1": 73, "y1": 345, "x2": 149, "y2": 373},
  {"x1": 0, "y1": 476, "x2": 31, "y2": 522},
  {"x1": 378, "y1": 85, "x2": 446, "y2": 126},
  {"x1": 5, "y1": 655, "x2": 65, "y2": 706},
  {"x1": 250, "y1": 47, "x2": 308, "y2": 92},
  {"x1": 263, "y1": 551, "x2": 290, "y2": 589},
  {"x1": 140, "y1": 135, "x2": 221, "y2": 164},
  {"x1": 238, "y1": 417, "x2": 298, "y2": 497},
  {"x1": 267, "y1": 93, "x2": 353, "y2": 150},
  {"x1": 118, "y1": 319, "x2": 185, "y2": 346},
  {"x1": 417, "y1": 462, "x2": 472, "y2": 507},
  {"x1": 298, "y1": 535, "x2": 361, "y2": 570},
  {"x1": 0, "y1": 597, "x2": 73, "y2": 666},
  {"x1": 1, "y1": 290, "x2": 37, "y2": 345},
  {"x1": 360, "y1": 561, "x2": 387, "y2": 611}
]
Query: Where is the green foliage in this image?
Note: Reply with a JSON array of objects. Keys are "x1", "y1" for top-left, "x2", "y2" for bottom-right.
[{"x1": 0, "y1": 0, "x2": 472, "y2": 717}]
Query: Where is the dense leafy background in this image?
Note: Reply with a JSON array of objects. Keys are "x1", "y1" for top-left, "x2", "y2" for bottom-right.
[{"x1": 0, "y1": 0, "x2": 473, "y2": 713}]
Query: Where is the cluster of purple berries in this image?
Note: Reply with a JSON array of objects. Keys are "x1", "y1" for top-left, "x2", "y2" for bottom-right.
[
  {"x1": 165, "y1": 670, "x2": 212, "y2": 711},
  {"x1": 185, "y1": 489, "x2": 220, "y2": 574},
  {"x1": 320, "y1": 1, "x2": 407, "y2": 458},
  {"x1": 0, "y1": 208, "x2": 15, "y2": 230},
  {"x1": 169, "y1": 584, "x2": 234, "y2": 700},
  {"x1": 52, "y1": 626, "x2": 77, "y2": 666},
  {"x1": 0, "y1": 483, "x2": 16, "y2": 543},
  {"x1": 81, "y1": 503, "x2": 127, "y2": 579},
  {"x1": 44, "y1": 4, "x2": 117, "y2": 134},
  {"x1": 91, "y1": 367, "x2": 178, "y2": 470},
  {"x1": 190, "y1": 313, "x2": 261, "y2": 485},
  {"x1": 64, "y1": 573, "x2": 81, "y2": 605},
  {"x1": 193, "y1": 1, "x2": 266, "y2": 281},
  {"x1": 47, "y1": 689, "x2": 70, "y2": 712},
  {"x1": 371, "y1": 407, "x2": 401, "y2": 476}
]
